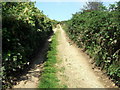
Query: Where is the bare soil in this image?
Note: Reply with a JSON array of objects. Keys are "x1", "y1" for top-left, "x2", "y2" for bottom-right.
[{"x1": 56, "y1": 25, "x2": 117, "y2": 88}]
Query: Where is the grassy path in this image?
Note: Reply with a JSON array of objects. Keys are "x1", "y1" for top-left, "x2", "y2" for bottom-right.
[{"x1": 39, "y1": 29, "x2": 60, "y2": 88}]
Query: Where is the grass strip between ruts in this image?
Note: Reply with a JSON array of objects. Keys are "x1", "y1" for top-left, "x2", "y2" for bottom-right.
[{"x1": 38, "y1": 31, "x2": 60, "y2": 88}]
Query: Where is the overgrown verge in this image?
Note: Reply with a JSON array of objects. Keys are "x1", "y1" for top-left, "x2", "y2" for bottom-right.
[
  {"x1": 63, "y1": 2, "x2": 120, "y2": 87},
  {"x1": 39, "y1": 31, "x2": 60, "y2": 88},
  {"x1": 2, "y1": 2, "x2": 53, "y2": 89}
]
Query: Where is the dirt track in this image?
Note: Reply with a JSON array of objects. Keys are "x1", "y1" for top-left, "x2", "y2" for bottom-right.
[
  {"x1": 56, "y1": 25, "x2": 117, "y2": 88},
  {"x1": 13, "y1": 25, "x2": 117, "y2": 88}
]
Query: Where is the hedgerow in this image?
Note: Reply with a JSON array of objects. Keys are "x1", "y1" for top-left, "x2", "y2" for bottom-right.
[
  {"x1": 64, "y1": 2, "x2": 120, "y2": 86},
  {"x1": 2, "y1": 2, "x2": 53, "y2": 89}
]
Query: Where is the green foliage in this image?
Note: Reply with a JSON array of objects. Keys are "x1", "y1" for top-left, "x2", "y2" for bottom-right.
[
  {"x1": 39, "y1": 31, "x2": 60, "y2": 88},
  {"x1": 64, "y1": 2, "x2": 120, "y2": 87},
  {"x1": 82, "y1": 1, "x2": 104, "y2": 11},
  {"x1": 2, "y1": 2, "x2": 53, "y2": 89},
  {"x1": 51, "y1": 19, "x2": 59, "y2": 29}
]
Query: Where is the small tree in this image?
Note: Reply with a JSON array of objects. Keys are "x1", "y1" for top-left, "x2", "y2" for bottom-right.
[
  {"x1": 109, "y1": 4, "x2": 116, "y2": 11},
  {"x1": 116, "y1": 1, "x2": 120, "y2": 11},
  {"x1": 82, "y1": 1, "x2": 104, "y2": 11}
]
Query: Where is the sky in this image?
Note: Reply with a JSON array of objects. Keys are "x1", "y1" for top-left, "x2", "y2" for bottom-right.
[
  {"x1": 34, "y1": 1, "x2": 119, "y2": 21},
  {"x1": 35, "y1": 2, "x2": 85, "y2": 21}
]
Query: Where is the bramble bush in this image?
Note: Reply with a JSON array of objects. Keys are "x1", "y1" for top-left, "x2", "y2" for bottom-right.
[
  {"x1": 64, "y1": 2, "x2": 120, "y2": 86},
  {"x1": 2, "y1": 2, "x2": 53, "y2": 89}
]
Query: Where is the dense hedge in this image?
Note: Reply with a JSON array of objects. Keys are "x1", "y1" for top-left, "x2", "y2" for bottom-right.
[
  {"x1": 2, "y1": 2, "x2": 53, "y2": 88},
  {"x1": 64, "y1": 2, "x2": 120, "y2": 86}
]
